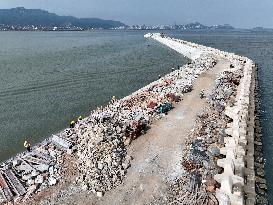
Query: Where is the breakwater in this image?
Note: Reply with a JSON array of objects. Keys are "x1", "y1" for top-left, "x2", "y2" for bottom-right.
[
  {"x1": 147, "y1": 33, "x2": 267, "y2": 205},
  {"x1": 0, "y1": 33, "x2": 267, "y2": 205}
]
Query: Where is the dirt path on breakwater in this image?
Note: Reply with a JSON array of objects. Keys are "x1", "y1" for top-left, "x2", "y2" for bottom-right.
[{"x1": 45, "y1": 59, "x2": 230, "y2": 205}]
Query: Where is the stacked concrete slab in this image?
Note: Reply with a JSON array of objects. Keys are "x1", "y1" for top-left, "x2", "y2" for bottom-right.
[{"x1": 0, "y1": 130, "x2": 76, "y2": 204}]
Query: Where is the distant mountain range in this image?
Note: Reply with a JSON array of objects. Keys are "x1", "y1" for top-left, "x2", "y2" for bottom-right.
[
  {"x1": 0, "y1": 7, "x2": 126, "y2": 30},
  {"x1": 0, "y1": 7, "x2": 251, "y2": 31}
]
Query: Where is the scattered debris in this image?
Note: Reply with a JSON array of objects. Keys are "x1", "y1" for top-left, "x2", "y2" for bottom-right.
[{"x1": 0, "y1": 33, "x2": 255, "y2": 205}]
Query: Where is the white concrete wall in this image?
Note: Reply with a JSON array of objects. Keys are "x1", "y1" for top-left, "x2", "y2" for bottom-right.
[{"x1": 144, "y1": 33, "x2": 205, "y2": 60}]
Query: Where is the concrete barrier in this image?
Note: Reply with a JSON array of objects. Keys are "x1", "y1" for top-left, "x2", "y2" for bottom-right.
[
  {"x1": 213, "y1": 60, "x2": 256, "y2": 205},
  {"x1": 146, "y1": 33, "x2": 258, "y2": 205}
]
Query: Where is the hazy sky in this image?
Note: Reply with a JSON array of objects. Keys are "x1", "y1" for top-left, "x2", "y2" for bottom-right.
[{"x1": 0, "y1": 0, "x2": 272, "y2": 28}]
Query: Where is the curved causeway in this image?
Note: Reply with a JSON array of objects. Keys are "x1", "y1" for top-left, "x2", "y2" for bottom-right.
[{"x1": 0, "y1": 33, "x2": 266, "y2": 205}]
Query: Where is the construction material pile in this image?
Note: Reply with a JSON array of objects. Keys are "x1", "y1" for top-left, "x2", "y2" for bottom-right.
[
  {"x1": 0, "y1": 135, "x2": 74, "y2": 204},
  {"x1": 0, "y1": 120, "x2": 81, "y2": 204},
  {"x1": 166, "y1": 64, "x2": 245, "y2": 204},
  {"x1": 75, "y1": 54, "x2": 217, "y2": 195},
  {"x1": 0, "y1": 52, "x2": 216, "y2": 204}
]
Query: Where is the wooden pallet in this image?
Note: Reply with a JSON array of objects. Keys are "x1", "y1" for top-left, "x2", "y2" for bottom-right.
[
  {"x1": 23, "y1": 155, "x2": 50, "y2": 165},
  {"x1": 0, "y1": 187, "x2": 7, "y2": 203},
  {"x1": 17, "y1": 159, "x2": 36, "y2": 174},
  {"x1": 0, "y1": 172, "x2": 13, "y2": 202},
  {"x1": 33, "y1": 152, "x2": 52, "y2": 161},
  {"x1": 3, "y1": 169, "x2": 26, "y2": 196}
]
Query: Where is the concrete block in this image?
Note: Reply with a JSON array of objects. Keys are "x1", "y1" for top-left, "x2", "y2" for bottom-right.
[{"x1": 52, "y1": 135, "x2": 72, "y2": 149}]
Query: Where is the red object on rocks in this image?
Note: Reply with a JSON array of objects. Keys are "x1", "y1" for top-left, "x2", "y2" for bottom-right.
[
  {"x1": 147, "y1": 101, "x2": 158, "y2": 109},
  {"x1": 166, "y1": 93, "x2": 181, "y2": 102}
]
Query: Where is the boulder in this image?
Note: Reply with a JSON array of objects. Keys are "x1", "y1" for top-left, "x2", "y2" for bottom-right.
[
  {"x1": 96, "y1": 192, "x2": 103, "y2": 197},
  {"x1": 48, "y1": 177, "x2": 57, "y2": 186},
  {"x1": 35, "y1": 175, "x2": 44, "y2": 184},
  {"x1": 34, "y1": 164, "x2": 49, "y2": 172}
]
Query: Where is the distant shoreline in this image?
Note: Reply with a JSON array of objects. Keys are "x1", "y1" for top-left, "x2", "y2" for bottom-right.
[{"x1": 0, "y1": 28, "x2": 272, "y2": 32}]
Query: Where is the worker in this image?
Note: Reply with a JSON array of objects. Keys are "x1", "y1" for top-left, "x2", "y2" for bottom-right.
[
  {"x1": 199, "y1": 90, "x2": 205, "y2": 99},
  {"x1": 70, "y1": 120, "x2": 75, "y2": 128},
  {"x1": 24, "y1": 140, "x2": 31, "y2": 152},
  {"x1": 111, "y1": 96, "x2": 116, "y2": 104}
]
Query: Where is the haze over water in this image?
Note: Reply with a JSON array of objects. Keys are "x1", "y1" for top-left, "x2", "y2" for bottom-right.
[{"x1": 0, "y1": 30, "x2": 272, "y2": 203}]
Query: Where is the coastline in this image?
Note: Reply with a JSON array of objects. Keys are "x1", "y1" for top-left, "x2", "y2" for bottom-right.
[{"x1": 0, "y1": 33, "x2": 267, "y2": 205}]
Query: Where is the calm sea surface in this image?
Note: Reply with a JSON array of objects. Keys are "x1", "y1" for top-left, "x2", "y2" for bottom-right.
[
  {"x1": 0, "y1": 30, "x2": 272, "y2": 202},
  {"x1": 0, "y1": 31, "x2": 188, "y2": 162}
]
